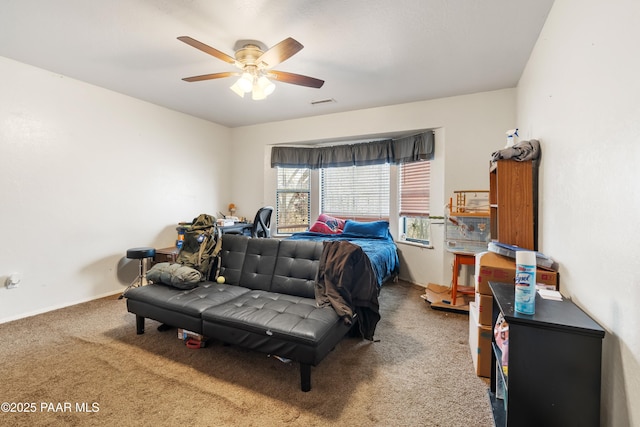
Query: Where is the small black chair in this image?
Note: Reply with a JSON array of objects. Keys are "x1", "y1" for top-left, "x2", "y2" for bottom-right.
[
  {"x1": 227, "y1": 206, "x2": 273, "y2": 238},
  {"x1": 119, "y1": 246, "x2": 156, "y2": 299}
]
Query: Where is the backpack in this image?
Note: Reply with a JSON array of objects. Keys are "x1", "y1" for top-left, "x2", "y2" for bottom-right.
[{"x1": 175, "y1": 214, "x2": 222, "y2": 280}]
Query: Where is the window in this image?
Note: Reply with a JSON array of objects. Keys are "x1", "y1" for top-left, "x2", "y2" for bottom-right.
[
  {"x1": 321, "y1": 164, "x2": 390, "y2": 220},
  {"x1": 399, "y1": 161, "x2": 431, "y2": 244},
  {"x1": 276, "y1": 167, "x2": 310, "y2": 234}
]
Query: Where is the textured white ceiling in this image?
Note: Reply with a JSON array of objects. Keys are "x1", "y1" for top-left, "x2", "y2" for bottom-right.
[{"x1": 0, "y1": 0, "x2": 554, "y2": 128}]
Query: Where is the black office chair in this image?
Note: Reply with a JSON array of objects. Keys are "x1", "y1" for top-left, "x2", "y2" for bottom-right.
[
  {"x1": 251, "y1": 206, "x2": 273, "y2": 237},
  {"x1": 227, "y1": 206, "x2": 273, "y2": 238}
]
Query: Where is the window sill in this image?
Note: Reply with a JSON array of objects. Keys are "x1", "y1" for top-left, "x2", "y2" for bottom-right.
[{"x1": 396, "y1": 239, "x2": 433, "y2": 249}]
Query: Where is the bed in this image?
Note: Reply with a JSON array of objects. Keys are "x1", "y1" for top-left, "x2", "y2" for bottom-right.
[
  {"x1": 285, "y1": 216, "x2": 399, "y2": 339},
  {"x1": 285, "y1": 215, "x2": 399, "y2": 287},
  {"x1": 286, "y1": 231, "x2": 399, "y2": 287}
]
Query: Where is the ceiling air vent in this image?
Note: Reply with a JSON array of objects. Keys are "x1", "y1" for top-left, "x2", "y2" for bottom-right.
[{"x1": 310, "y1": 98, "x2": 336, "y2": 106}]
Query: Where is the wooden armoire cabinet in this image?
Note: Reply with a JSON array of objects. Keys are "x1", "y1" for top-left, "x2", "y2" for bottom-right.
[{"x1": 489, "y1": 159, "x2": 538, "y2": 250}]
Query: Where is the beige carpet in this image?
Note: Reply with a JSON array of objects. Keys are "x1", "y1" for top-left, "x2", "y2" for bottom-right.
[{"x1": 0, "y1": 281, "x2": 494, "y2": 426}]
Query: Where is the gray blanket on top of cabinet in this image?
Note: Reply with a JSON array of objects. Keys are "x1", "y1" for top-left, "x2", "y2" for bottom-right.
[{"x1": 491, "y1": 139, "x2": 540, "y2": 162}]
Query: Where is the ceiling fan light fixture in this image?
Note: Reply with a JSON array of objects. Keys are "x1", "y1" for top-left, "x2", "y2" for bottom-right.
[
  {"x1": 258, "y1": 76, "x2": 276, "y2": 96},
  {"x1": 237, "y1": 72, "x2": 254, "y2": 92},
  {"x1": 179, "y1": 36, "x2": 324, "y2": 100},
  {"x1": 251, "y1": 84, "x2": 267, "y2": 100},
  {"x1": 179, "y1": 36, "x2": 323, "y2": 101},
  {"x1": 231, "y1": 71, "x2": 275, "y2": 100},
  {"x1": 230, "y1": 81, "x2": 245, "y2": 97}
]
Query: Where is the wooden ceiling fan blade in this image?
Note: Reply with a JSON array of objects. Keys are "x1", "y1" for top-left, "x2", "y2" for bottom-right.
[
  {"x1": 177, "y1": 36, "x2": 236, "y2": 65},
  {"x1": 182, "y1": 71, "x2": 238, "y2": 82},
  {"x1": 258, "y1": 37, "x2": 303, "y2": 68},
  {"x1": 269, "y1": 71, "x2": 324, "y2": 88}
]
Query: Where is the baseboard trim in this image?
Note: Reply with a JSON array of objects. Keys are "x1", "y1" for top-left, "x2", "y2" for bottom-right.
[{"x1": 0, "y1": 289, "x2": 123, "y2": 325}]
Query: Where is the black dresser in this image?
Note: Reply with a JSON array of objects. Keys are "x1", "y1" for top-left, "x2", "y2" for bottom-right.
[{"x1": 489, "y1": 282, "x2": 605, "y2": 427}]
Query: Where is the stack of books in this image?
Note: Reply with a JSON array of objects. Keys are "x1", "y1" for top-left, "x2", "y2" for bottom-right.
[
  {"x1": 178, "y1": 328, "x2": 208, "y2": 348},
  {"x1": 488, "y1": 241, "x2": 558, "y2": 271}
]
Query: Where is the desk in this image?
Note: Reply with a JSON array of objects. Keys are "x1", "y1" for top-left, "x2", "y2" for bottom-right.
[
  {"x1": 449, "y1": 250, "x2": 476, "y2": 305},
  {"x1": 154, "y1": 247, "x2": 179, "y2": 265},
  {"x1": 220, "y1": 223, "x2": 252, "y2": 235},
  {"x1": 154, "y1": 224, "x2": 251, "y2": 266}
]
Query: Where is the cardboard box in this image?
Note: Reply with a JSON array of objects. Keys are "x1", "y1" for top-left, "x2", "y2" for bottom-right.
[
  {"x1": 468, "y1": 301, "x2": 492, "y2": 378},
  {"x1": 474, "y1": 292, "x2": 493, "y2": 326},
  {"x1": 475, "y1": 251, "x2": 558, "y2": 295}
]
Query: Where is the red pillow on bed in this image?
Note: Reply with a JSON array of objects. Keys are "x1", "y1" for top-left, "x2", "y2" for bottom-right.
[{"x1": 309, "y1": 214, "x2": 345, "y2": 234}]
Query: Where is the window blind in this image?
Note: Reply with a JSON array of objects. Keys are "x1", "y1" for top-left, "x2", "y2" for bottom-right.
[
  {"x1": 275, "y1": 167, "x2": 310, "y2": 234},
  {"x1": 399, "y1": 161, "x2": 430, "y2": 217},
  {"x1": 321, "y1": 164, "x2": 389, "y2": 218}
]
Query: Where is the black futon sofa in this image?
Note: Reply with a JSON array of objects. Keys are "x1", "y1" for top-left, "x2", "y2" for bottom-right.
[{"x1": 124, "y1": 234, "x2": 355, "y2": 392}]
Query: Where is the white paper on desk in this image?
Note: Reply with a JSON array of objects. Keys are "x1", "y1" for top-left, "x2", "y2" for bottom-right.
[{"x1": 538, "y1": 289, "x2": 562, "y2": 301}]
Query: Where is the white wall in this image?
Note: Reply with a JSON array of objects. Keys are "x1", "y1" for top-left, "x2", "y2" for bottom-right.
[
  {"x1": 0, "y1": 57, "x2": 231, "y2": 323},
  {"x1": 0, "y1": 55, "x2": 514, "y2": 321},
  {"x1": 229, "y1": 89, "x2": 516, "y2": 287},
  {"x1": 517, "y1": 1, "x2": 640, "y2": 425}
]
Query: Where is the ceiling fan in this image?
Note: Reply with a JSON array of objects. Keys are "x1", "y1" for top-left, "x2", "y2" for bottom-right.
[{"x1": 178, "y1": 36, "x2": 324, "y2": 100}]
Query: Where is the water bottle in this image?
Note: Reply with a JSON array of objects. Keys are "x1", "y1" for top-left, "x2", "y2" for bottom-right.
[
  {"x1": 514, "y1": 251, "x2": 536, "y2": 314},
  {"x1": 176, "y1": 227, "x2": 185, "y2": 249}
]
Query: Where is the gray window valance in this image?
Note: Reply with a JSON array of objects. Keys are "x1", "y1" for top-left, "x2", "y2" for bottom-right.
[{"x1": 271, "y1": 131, "x2": 434, "y2": 169}]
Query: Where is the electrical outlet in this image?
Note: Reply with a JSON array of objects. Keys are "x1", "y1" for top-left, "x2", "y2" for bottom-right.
[{"x1": 5, "y1": 273, "x2": 22, "y2": 289}]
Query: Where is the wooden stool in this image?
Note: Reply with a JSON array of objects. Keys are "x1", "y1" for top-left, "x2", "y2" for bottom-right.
[{"x1": 450, "y1": 251, "x2": 476, "y2": 306}]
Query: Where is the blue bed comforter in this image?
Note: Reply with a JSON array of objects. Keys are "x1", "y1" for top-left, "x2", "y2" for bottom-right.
[{"x1": 286, "y1": 232, "x2": 399, "y2": 287}]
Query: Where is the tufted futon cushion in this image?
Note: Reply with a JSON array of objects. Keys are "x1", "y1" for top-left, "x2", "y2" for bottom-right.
[
  {"x1": 201, "y1": 290, "x2": 339, "y2": 346},
  {"x1": 217, "y1": 233, "x2": 249, "y2": 285},
  {"x1": 125, "y1": 281, "x2": 251, "y2": 333},
  {"x1": 238, "y1": 238, "x2": 280, "y2": 291},
  {"x1": 270, "y1": 239, "x2": 323, "y2": 298},
  {"x1": 125, "y1": 282, "x2": 250, "y2": 318}
]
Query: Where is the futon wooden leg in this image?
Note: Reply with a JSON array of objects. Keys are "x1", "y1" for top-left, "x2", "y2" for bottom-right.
[
  {"x1": 300, "y1": 363, "x2": 311, "y2": 392},
  {"x1": 136, "y1": 315, "x2": 145, "y2": 335}
]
